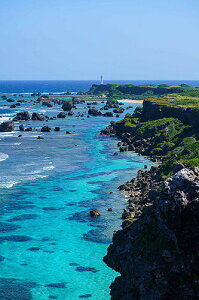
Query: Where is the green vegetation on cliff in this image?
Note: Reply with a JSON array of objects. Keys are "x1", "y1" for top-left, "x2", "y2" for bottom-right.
[
  {"x1": 149, "y1": 94, "x2": 199, "y2": 109},
  {"x1": 110, "y1": 97, "x2": 199, "y2": 177},
  {"x1": 89, "y1": 83, "x2": 199, "y2": 100}
]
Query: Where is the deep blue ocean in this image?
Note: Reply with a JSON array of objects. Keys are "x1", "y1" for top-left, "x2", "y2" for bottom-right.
[
  {"x1": 0, "y1": 80, "x2": 199, "y2": 93},
  {"x1": 0, "y1": 80, "x2": 181, "y2": 299}
]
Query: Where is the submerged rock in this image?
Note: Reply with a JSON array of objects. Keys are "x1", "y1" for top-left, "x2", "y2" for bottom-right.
[{"x1": 45, "y1": 283, "x2": 67, "y2": 288}]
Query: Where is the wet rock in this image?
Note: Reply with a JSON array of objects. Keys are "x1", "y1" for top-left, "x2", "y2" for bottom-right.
[
  {"x1": 122, "y1": 209, "x2": 134, "y2": 219},
  {"x1": 62, "y1": 101, "x2": 73, "y2": 111},
  {"x1": 0, "y1": 121, "x2": 14, "y2": 132},
  {"x1": 7, "y1": 98, "x2": 15, "y2": 102},
  {"x1": 88, "y1": 107, "x2": 102, "y2": 116},
  {"x1": 37, "y1": 136, "x2": 44, "y2": 139},
  {"x1": 42, "y1": 102, "x2": 53, "y2": 107},
  {"x1": 19, "y1": 124, "x2": 24, "y2": 131},
  {"x1": 79, "y1": 294, "x2": 92, "y2": 298},
  {"x1": 68, "y1": 111, "x2": 74, "y2": 116},
  {"x1": 103, "y1": 112, "x2": 113, "y2": 117},
  {"x1": 57, "y1": 112, "x2": 66, "y2": 118},
  {"x1": 54, "y1": 127, "x2": 60, "y2": 131},
  {"x1": 10, "y1": 104, "x2": 17, "y2": 108},
  {"x1": 32, "y1": 113, "x2": 45, "y2": 121},
  {"x1": 108, "y1": 208, "x2": 113, "y2": 212},
  {"x1": 41, "y1": 126, "x2": 51, "y2": 132},
  {"x1": 14, "y1": 111, "x2": 30, "y2": 121},
  {"x1": 90, "y1": 209, "x2": 101, "y2": 217},
  {"x1": 25, "y1": 127, "x2": 32, "y2": 131}
]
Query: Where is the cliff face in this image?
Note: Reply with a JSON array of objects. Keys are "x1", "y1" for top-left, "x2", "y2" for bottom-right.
[
  {"x1": 142, "y1": 100, "x2": 199, "y2": 128},
  {"x1": 103, "y1": 99, "x2": 199, "y2": 299},
  {"x1": 104, "y1": 168, "x2": 199, "y2": 300}
]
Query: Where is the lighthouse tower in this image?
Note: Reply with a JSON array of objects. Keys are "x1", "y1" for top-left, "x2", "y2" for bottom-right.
[{"x1": 100, "y1": 75, "x2": 104, "y2": 85}]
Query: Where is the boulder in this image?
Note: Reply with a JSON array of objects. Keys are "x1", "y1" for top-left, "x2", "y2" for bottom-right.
[
  {"x1": 68, "y1": 111, "x2": 74, "y2": 116},
  {"x1": 0, "y1": 121, "x2": 14, "y2": 132},
  {"x1": 41, "y1": 126, "x2": 51, "y2": 132},
  {"x1": 42, "y1": 101, "x2": 53, "y2": 107},
  {"x1": 57, "y1": 112, "x2": 66, "y2": 118},
  {"x1": 32, "y1": 113, "x2": 45, "y2": 121},
  {"x1": 90, "y1": 209, "x2": 101, "y2": 217},
  {"x1": 88, "y1": 108, "x2": 102, "y2": 116},
  {"x1": 10, "y1": 104, "x2": 17, "y2": 108},
  {"x1": 104, "y1": 112, "x2": 113, "y2": 117},
  {"x1": 25, "y1": 127, "x2": 32, "y2": 131},
  {"x1": 62, "y1": 101, "x2": 73, "y2": 111},
  {"x1": 122, "y1": 209, "x2": 134, "y2": 219},
  {"x1": 13, "y1": 111, "x2": 30, "y2": 121},
  {"x1": 19, "y1": 124, "x2": 24, "y2": 131}
]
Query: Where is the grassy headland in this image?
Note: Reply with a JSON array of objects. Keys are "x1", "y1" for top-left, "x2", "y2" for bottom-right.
[
  {"x1": 101, "y1": 93, "x2": 199, "y2": 178},
  {"x1": 89, "y1": 83, "x2": 199, "y2": 100}
]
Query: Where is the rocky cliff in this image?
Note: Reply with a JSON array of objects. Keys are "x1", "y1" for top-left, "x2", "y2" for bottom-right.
[
  {"x1": 142, "y1": 100, "x2": 199, "y2": 128},
  {"x1": 102, "y1": 98, "x2": 199, "y2": 299}
]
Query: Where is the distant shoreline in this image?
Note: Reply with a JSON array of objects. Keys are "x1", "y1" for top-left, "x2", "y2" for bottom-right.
[{"x1": 118, "y1": 99, "x2": 143, "y2": 104}]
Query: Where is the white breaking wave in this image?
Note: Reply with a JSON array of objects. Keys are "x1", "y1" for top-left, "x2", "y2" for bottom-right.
[
  {"x1": 43, "y1": 165, "x2": 55, "y2": 171},
  {"x1": 0, "y1": 181, "x2": 18, "y2": 189},
  {"x1": 0, "y1": 152, "x2": 9, "y2": 162}
]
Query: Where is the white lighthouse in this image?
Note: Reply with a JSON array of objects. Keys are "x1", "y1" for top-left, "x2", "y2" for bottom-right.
[{"x1": 100, "y1": 75, "x2": 104, "y2": 85}]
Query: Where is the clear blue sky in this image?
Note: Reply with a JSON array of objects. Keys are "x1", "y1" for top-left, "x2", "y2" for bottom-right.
[{"x1": 0, "y1": 0, "x2": 198, "y2": 80}]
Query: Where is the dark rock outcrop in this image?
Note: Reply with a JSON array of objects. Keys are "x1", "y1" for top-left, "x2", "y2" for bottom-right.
[
  {"x1": 142, "y1": 100, "x2": 199, "y2": 128},
  {"x1": 88, "y1": 108, "x2": 102, "y2": 116},
  {"x1": 19, "y1": 124, "x2": 24, "y2": 131},
  {"x1": 90, "y1": 209, "x2": 101, "y2": 217},
  {"x1": 41, "y1": 126, "x2": 51, "y2": 132},
  {"x1": 32, "y1": 112, "x2": 45, "y2": 121},
  {"x1": 57, "y1": 112, "x2": 66, "y2": 118},
  {"x1": 14, "y1": 111, "x2": 30, "y2": 121},
  {"x1": 0, "y1": 121, "x2": 14, "y2": 132},
  {"x1": 62, "y1": 101, "x2": 73, "y2": 111},
  {"x1": 104, "y1": 168, "x2": 199, "y2": 300}
]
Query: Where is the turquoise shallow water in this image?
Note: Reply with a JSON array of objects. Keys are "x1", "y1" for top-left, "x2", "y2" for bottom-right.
[{"x1": 0, "y1": 96, "x2": 152, "y2": 299}]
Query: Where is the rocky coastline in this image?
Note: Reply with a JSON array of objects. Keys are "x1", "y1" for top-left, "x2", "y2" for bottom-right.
[{"x1": 102, "y1": 100, "x2": 199, "y2": 299}]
